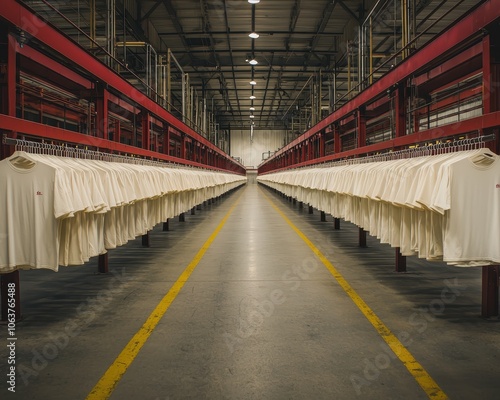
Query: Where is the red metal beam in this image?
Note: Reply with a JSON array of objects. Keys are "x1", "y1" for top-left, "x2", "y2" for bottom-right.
[
  {"x1": 0, "y1": 114, "x2": 245, "y2": 173},
  {"x1": 259, "y1": 111, "x2": 500, "y2": 173},
  {"x1": 16, "y1": 42, "x2": 92, "y2": 89},
  {"x1": 412, "y1": 42, "x2": 483, "y2": 87}
]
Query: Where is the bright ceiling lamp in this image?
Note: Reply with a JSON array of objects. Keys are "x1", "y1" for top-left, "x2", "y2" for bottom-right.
[
  {"x1": 248, "y1": 0, "x2": 260, "y2": 4},
  {"x1": 249, "y1": 32, "x2": 260, "y2": 39},
  {"x1": 249, "y1": 106, "x2": 255, "y2": 111},
  {"x1": 250, "y1": 115, "x2": 255, "y2": 118},
  {"x1": 250, "y1": 95, "x2": 256, "y2": 99},
  {"x1": 249, "y1": 58, "x2": 258, "y2": 65},
  {"x1": 250, "y1": 80, "x2": 257, "y2": 85}
]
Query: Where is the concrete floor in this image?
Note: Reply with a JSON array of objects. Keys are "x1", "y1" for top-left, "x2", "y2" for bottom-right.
[{"x1": 1, "y1": 178, "x2": 500, "y2": 399}]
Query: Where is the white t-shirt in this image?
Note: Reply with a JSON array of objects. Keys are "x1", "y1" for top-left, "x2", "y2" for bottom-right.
[
  {"x1": 433, "y1": 151, "x2": 500, "y2": 265},
  {"x1": 0, "y1": 157, "x2": 60, "y2": 271}
]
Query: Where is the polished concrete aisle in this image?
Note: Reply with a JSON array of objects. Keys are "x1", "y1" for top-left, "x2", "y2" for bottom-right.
[{"x1": 2, "y1": 180, "x2": 500, "y2": 400}]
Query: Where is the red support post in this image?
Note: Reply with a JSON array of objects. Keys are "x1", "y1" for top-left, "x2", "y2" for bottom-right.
[
  {"x1": 395, "y1": 84, "x2": 406, "y2": 139},
  {"x1": 334, "y1": 125, "x2": 341, "y2": 154},
  {"x1": 357, "y1": 108, "x2": 366, "y2": 149},
  {"x1": 1, "y1": 33, "x2": 18, "y2": 158},
  {"x1": 319, "y1": 132, "x2": 325, "y2": 158},
  {"x1": 142, "y1": 112, "x2": 150, "y2": 151},
  {"x1": 114, "y1": 120, "x2": 121, "y2": 143},
  {"x1": 482, "y1": 29, "x2": 500, "y2": 153},
  {"x1": 481, "y1": 266, "x2": 499, "y2": 318},
  {"x1": 4, "y1": 34, "x2": 17, "y2": 117},
  {"x1": 96, "y1": 87, "x2": 109, "y2": 139},
  {"x1": 180, "y1": 134, "x2": 186, "y2": 160}
]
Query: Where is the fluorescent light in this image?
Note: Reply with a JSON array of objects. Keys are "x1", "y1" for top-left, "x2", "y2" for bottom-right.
[
  {"x1": 249, "y1": 32, "x2": 260, "y2": 39},
  {"x1": 249, "y1": 107, "x2": 255, "y2": 111},
  {"x1": 250, "y1": 95, "x2": 256, "y2": 99},
  {"x1": 248, "y1": 0, "x2": 260, "y2": 3},
  {"x1": 249, "y1": 59, "x2": 258, "y2": 65},
  {"x1": 250, "y1": 80, "x2": 257, "y2": 85},
  {"x1": 250, "y1": 115, "x2": 255, "y2": 118}
]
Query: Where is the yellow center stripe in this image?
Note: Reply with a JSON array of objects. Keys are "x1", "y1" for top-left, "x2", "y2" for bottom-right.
[
  {"x1": 86, "y1": 194, "x2": 242, "y2": 400},
  {"x1": 261, "y1": 188, "x2": 448, "y2": 400}
]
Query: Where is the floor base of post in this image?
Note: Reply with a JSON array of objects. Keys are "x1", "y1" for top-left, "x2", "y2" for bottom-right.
[
  {"x1": 359, "y1": 228, "x2": 367, "y2": 248},
  {"x1": 142, "y1": 232, "x2": 150, "y2": 248},
  {"x1": 482, "y1": 266, "x2": 499, "y2": 318},
  {"x1": 395, "y1": 247, "x2": 407, "y2": 273},
  {"x1": 334, "y1": 218, "x2": 340, "y2": 230},
  {"x1": 98, "y1": 253, "x2": 109, "y2": 274}
]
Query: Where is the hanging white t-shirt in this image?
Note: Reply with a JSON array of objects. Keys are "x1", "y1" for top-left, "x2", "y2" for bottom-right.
[
  {"x1": 0, "y1": 157, "x2": 61, "y2": 271},
  {"x1": 433, "y1": 151, "x2": 500, "y2": 265}
]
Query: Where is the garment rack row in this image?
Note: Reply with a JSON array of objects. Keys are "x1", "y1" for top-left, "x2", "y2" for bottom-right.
[
  {"x1": 288, "y1": 133, "x2": 497, "y2": 171},
  {"x1": 2, "y1": 135, "x2": 220, "y2": 171},
  {"x1": 0, "y1": 136, "x2": 247, "y2": 321}
]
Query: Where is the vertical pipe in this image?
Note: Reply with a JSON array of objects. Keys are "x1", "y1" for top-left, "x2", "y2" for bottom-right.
[
  {"x1": 146, "y1": 44, "x2": 150, "y2": 96},
  {"x1": 107, "y1": 0, "x2": 115, "y2": 66},
  {"x1": 333, "y1": 69, "x2": 337, "y2": 109},
  {"x1": 122, "y1": 0, "x2": 126, "y2": 67},
  {"x1": 347, "y1": 45, "x2": 352, "y2": 96},
  {"x1": 401, "y1": 0, "x2": 408, "y2": 59},
  {"x1": 328, "y1": 76, "x2": 334, "y2": 114},
  {"x1": 369, "y1": 16, "x2": 373, "y2": 84},
  {"x1": 90, "y1": 0, "x2": 96, "y2": 48},
  {"x1": 154, "y1": 48, "x2": 158, "y2": 100},
  {"x1": 182, "y1": 73, "x2": 186, "y2": 123},
  {"x1": 203, "y1": 97, "x2": 207, "y2": 135},
  {"x1": 167, "y1": 49, "x2": 172, "y2": 111},
  {"x1": 411, "y1": 0, "x2": 416, "y2": 48},
  {"x1": 319, "y1": 70, "x2": 322, "y2": 121},
  {"x1": 358, "y1": 25, "x2": 363, "y2": 90}
]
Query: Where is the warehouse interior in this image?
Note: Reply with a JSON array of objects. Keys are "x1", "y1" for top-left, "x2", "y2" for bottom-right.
[{"x1": 1, "y1": 0, "x2": 499, "y2": 399}]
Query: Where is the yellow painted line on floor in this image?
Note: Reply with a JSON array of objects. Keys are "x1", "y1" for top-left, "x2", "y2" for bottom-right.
[
  {"x1": 260, "y1": 188, "x2": 448, "y2": 400},
  {"x1": 86, "y1": 193, "x2": 243, "y2": 400}
]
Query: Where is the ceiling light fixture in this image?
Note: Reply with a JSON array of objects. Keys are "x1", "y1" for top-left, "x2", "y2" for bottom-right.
[
  {"x1": 249, "y1": 32, "x2": 260, "y2": 39},
  {"x1": 249, "y1": 58, "x2": 258, "y2": 65},
  {"x1": 250, "y1": 107, "x2": 255, "y2": 111},
  {"x1": 250, "y1": 115, "x2": 255, "y2": 118},
  {"x1": 248, "y1": 0, "x2": 260, "y2": 4},
  {"x1": 250, "y1": 95, "x2": 256, "y2": 99},
  {"x1": 250, "y1": 80, "x2": 257, "y2": 85}
]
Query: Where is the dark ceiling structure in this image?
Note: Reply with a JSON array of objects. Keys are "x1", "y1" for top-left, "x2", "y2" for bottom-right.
[{"x1": 23, "y1": 0, "x2": 483, "y2": 135}]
